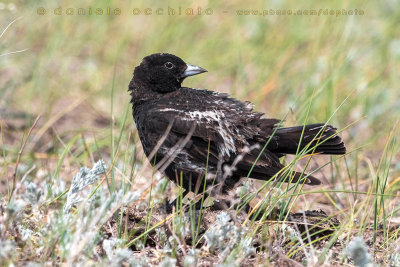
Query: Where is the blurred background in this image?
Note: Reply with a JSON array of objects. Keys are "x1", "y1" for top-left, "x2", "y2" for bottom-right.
[
  {"x1": 1, "y1": 0, "x2": 400, "y2": 204},
  {"x1": 2, "y1": 0, "x2": 400, "y2": 264}
]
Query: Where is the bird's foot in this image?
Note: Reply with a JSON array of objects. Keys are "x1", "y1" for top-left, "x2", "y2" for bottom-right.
[
  {"x1": 209, "y1": 198, "x2": 251, "y2": 213},
  {"x1": 160, "y1": 197, "x2": 207, "y2": 214}
]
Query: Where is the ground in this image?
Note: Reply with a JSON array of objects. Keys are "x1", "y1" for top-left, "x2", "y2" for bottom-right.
[{"x1": 1, "y1": 0, "x2": 400, "y2": 266}]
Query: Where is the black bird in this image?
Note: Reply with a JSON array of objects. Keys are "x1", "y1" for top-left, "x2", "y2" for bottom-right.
[{"x1": 129, "y1": 53, "x2": 345, "y2": 208}]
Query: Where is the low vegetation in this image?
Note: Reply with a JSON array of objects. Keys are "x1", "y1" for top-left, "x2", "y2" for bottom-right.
[{"x1": 1, "y1": 0, "x2": 399, "y2": 266}]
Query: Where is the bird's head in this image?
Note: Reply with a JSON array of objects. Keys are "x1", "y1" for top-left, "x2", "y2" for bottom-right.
[{"x1": 132, "y1": 53, "x2": 207, "y2": 93}]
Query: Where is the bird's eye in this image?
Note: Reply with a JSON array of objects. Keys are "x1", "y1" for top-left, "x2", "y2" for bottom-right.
[{"x1": 164, "y1": 62, "x2": 174, "y2": 69}]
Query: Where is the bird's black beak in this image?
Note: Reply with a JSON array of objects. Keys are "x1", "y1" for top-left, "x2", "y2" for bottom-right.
[{"x1": 181, "y1": 64, "x2": 207, "y2": 79}]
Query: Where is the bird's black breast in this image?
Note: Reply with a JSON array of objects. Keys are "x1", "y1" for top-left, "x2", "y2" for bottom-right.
[{"x1": 133, "y1": 101, "x2": 169, "y2": 157}]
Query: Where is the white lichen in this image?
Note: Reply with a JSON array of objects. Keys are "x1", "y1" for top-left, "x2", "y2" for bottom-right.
[
  {"x1": 64, "y1": 160, "x2": 106, "y2": 212},
  {"x1": 204, "y1": 212, "x2": 254, "y2": 263},
  {"x1": 347, "y1": 237, "x2": 376, "y2": 267}
]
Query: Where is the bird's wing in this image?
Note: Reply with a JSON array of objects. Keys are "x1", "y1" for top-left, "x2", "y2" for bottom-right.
[
  {"x1": 142, "y1": 106, "x2": 225, "y2": 165},
  {"x1": 160, "y1": 88, "x2": 281, "y2": 140},
  {"x1": 142, "y1": 89, "x2": 281, "y2": 166}
]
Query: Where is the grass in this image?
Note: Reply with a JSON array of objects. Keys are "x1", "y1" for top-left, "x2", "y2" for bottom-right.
[{"x1": 1, "y1": 0, "x2": 400, "y2": 266}]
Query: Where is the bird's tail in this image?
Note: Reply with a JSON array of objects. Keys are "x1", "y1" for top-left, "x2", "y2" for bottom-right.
[{"x1": 272, "y1": 123, "x2": 346, "y2": 155}]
